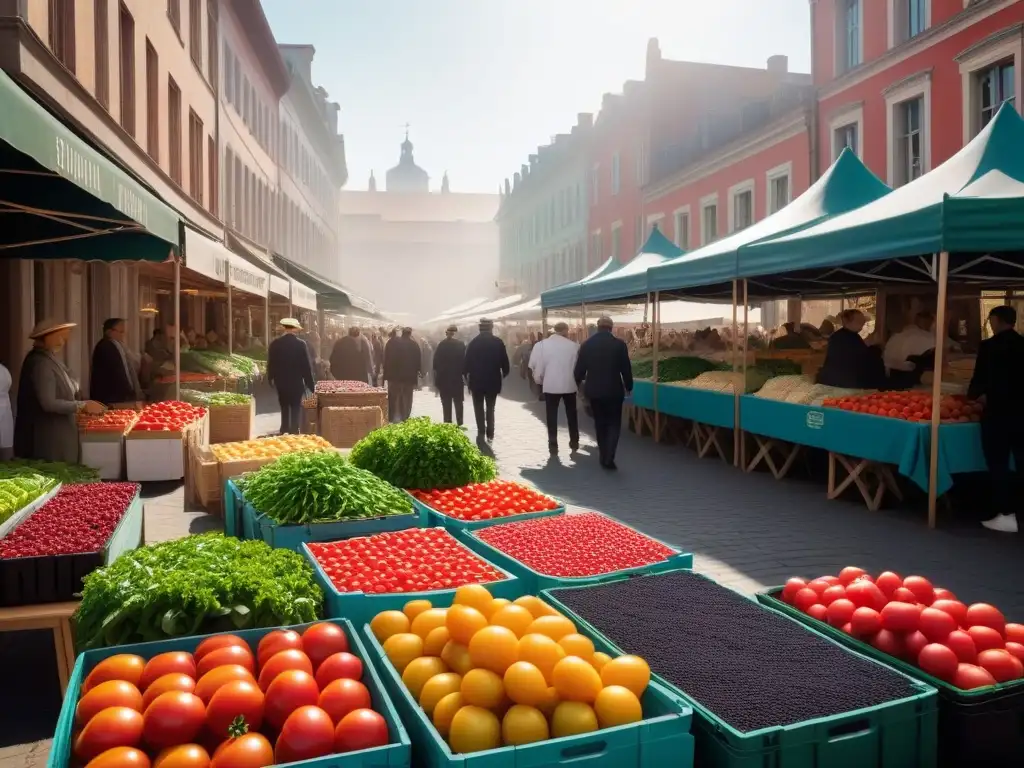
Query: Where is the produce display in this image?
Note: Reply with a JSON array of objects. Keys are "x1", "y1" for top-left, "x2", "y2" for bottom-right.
[
  {"x1": 157, "y1": 372, "x2": 218, "y2": 384},
  {"x1": 0, "y1": 458, "x2": 99, "y2": 485},
  {"x1": 0, "y1": 470, "x2": 58, "y2": 526},
  {"x1": 308, "y1": 529, "x2": 506, "y2": 595},
  {"x1": 753, "y1": 358, "x2": 805, "y2": 377},
  {"x1": 476, "y1": 512, "x2": 676, "y2": 578},
  {"x1": 777, "y1": 567, "x2": 1024, "y2": 689},
  {"x1": 753, "y1": 376, "x2": 873, "y2": 406},
  {"x1": 240, "y1": 451, "x2": 413, "y2": 525},
  {"x1": 181, "y1": 350, "x2": 260, "y2": 379},
  {"x1": 410, "y1": 480, "x2": 559, "y2": 522},
  {"x1": 129, "y1": 401, "x2": 207, "y2": 433},
  {"x1": 316, "y1": 380, "x2": 382, "y2": 394},
  {"x1": 822, "y1": 392, "x2": 983, "y2": 423},
  {"x1": 180, "y1": 389, "x2": 253, "y2": 407},
  {"x1": 68, "y1": 623, "x2": 390, "y2": 766},
  {"x1": 209, "y1": 434, "x2": 333, "y2": 462},
  {"x1": 78, "y1": 409, "x2": 139, "y2": 433},
  {"x1": 674, "y1": 368, "x2": 772, "y2": 394},
  {"x1": 350, "y1": 418, "x2": 497, "y2": 491},
  {"x1": 550, "y1": 570, "x2": 920, "y2": 732},
  {"x1": 0, "y1": 482, "x2": 137, "y2": 558},
  {"x1": 630, "y1": 356, "x2": 727, "y2": 383},
  {"x1": 74, "y1": 534, "x2": 323, "y2": 649},
  {"x1": 369, "y1": 584, "x2": 652, "y2": 753}
]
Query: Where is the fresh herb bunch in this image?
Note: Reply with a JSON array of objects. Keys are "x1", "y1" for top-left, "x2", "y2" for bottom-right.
[
  {"x1": 630, "y1": 356, "x2": 729, "y2": 382},
  {"x1": 181, "y1": 389, "x2": 253, "y2": 406},
  {"x1": 350, "y1": 417, "x2": 497, "y2": 491},
  {"x1": 74, "y1": 533, "x2": 323, "y2": 650},
  {"x1": 753, "y1": 358, "x2": 804, "y2": 377},
  {"x1": 240, "y1": 451, "x2": 413, "y2": 525},
  {"x1": 0, "y1": 458, "x2": 99, "y2": 484}
]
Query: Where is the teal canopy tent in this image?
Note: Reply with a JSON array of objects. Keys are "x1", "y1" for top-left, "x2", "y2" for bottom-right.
[
  {"x1": 647, "y1": 148, "x2": 891, "y2": 298},
  {"x1": 580, "y1": 225, "x2": 683, "y2": 303},
  {"x1": 540, "y1": 256, "x2": 620, "y2": 309}
]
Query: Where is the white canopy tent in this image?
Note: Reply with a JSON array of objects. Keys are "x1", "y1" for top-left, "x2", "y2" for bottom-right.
[{"x1": 422, "y1": 296, "x2": 492, "y2": 325}]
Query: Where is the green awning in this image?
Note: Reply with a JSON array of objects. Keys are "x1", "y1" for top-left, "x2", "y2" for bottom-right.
[
  {"x1": 270, "y1": 253, "x2": 379, "y2": 315},
  {"x1": 0, "y1": 69, "x2": 179, "y2": 262}
]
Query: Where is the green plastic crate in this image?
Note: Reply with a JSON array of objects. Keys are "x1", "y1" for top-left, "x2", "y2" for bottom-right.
[
  {"x1": 406, "y1": 490, "x2": 566, "y2": 532},
  {"x1": 361, "y1": 623, "x2": 695, "y2": 768},
  {"x1": 453, "y1": 512, "x2": 693, "y2": 593},
  {"x1": 49, "y1": 619, "x2": 411, "y2": 768},
  {"x1": 542, "y1": 570, "x2": 938, "y2": 768}
]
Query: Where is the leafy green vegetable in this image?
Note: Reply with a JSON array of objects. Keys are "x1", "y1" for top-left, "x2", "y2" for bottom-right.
[
  {"x1": 181, "y1": 351, "x2": 260, "y2": 379},
  {"x1": 0, "y1": 471, "x2": 56, "y2": 526},
  {"x1": 631, "y1": 356, "x2": 729, "y2": 382},
  {"x1": 350, "y1": 417, "x2": 497, "y2": 491},
  {"x1": 754, "y1": 358, "x2": 805, "y2": 377},
  {"x1": 180, "y1": 389, "x2": 252, "y2": 407},
  {"x1": 0, "y1": 459, "x2": 98, "y2": 484},
  {"x1": 240, "y1": 451, "x2": 413, "y2": 525},
  {"x1": 74, "y1": 533, "x2": 323, "y2": 650}
]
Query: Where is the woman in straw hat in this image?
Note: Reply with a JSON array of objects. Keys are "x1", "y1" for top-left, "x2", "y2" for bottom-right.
[{"x1": 14, "y1": 319, "x2": 104, "y2": 463}]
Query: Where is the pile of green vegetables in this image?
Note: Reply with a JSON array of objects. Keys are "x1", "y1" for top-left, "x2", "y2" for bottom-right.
[
  {"x1": 180, "y1": 389, "x2": 253, "y2": 407},
  {"x1": 0, "y1": 459, "x2": 98, "y2": 485},
  {"x1": 754, "y1": 358, "x2": 805, "y2": 377},
  {"x1": 181, "y1": 350, "x2": 260, "y2": 379},
  {"x1": 240, "y1": 451, "x2": 413, "y2": 525},
  {"x1": 0, "y1": 471, "x2": 57, "y2": 526},
  {"x1": 74, "y1": 533, "x2": 322, "y2": 649},
  {"x1": 350, "y1": 417, "x2": 497, "y2": 491},
  {"x1": 631, "y1": 355, "x2": 729, "y2": 382}
]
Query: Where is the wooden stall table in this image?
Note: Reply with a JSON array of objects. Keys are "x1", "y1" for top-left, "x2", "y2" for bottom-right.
[
  {"x1": 0, "y1": 601, "x2": 77, "y2": 694},
  {"x1": 745, "y1": 433, "x2": 803, "y2": 479},
  {"x1": 827, "y1": 452, "x2": 903, "y2": 511}
]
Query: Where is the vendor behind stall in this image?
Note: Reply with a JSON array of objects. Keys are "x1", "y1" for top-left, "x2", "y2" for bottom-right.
[
  {"x1": 771, "y1": 323, "x2": 812, "y2": 350},
  {"x1": 884, "y1": 311, "x2": 961, "y2": 389},
  {"x1": 816, "y1": 309, "x2": 886, "y2": 390}
]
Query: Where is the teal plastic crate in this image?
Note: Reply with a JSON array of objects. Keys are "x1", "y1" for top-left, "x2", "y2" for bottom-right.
[
  {"x1": 453, "y1": 513, "x2": 693, "y2": 593},
  {"x1": 361, "y1": 623, "x2": 695, "y2": 768},
  {"x1": 406, "y1": 490, "x2": 566, "y2": 532},
  {"x1": 301, "y1": 540, "x2": 525, "y2": 626},
  {"x1": 49, "y1": 618, "x2": 411, "y2": 768},
  {"x1": 224, "y1": 478, "x2": 245, "y2": 538},
  {"x1": 542, "y1": 571, "x2": 938, "y2": 768}
]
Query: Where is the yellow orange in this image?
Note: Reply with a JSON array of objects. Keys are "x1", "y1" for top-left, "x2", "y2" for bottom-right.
[
  {"x1": 552, "y1": 656, "x2": 603, "y2": 703},
  {"x1": 558, "y1": 634, "x2": 595, "y2": 662},
  {"x1": 410, "y1": 608, "x2": 448, "y2": 639},
  {"x1": 514, "y1": 595, "x2": 561, "y2": 618},
  {"x1": 453, "y1": 584, "x2": 494, "y2": 615},
  {"x1": 517, "y1": 633, "x2": 566, "y2": 683},
  {"x1": 600, "y1": 655, "x2": 651, "y2": 697},
  {"x1": 403, "y1": 599, "x2": 433, "y2": 623},
  {"x1": 502, "y1": 704, "x2": 550, "y2": 745},
  {"x1": 551, "y1": 701, "x2": 599, "y2": 737},
  {"x1": 490, "y1": 605, "x2": 534, "y2": 638},
  {"x1": 468, "y1": 625, "x2": 519, "y2": 675},
  {"x1": 594, "y1": 685, "x2": 643, "y2": 728},
  {"x1": 370, "y1": 610, "x2": 410, "y2": 642},
  {"x1": 440, "y1": 641, "x2": 474, "y2": 676},
  {"x1": 537, "y1": 686, "x2": 560, "y2": 718},
  {"x1": 449, "y1": 706, "x2": 501, "y2": 754},
  {"x1": 483, "y1": 598, "x2": 511, "y2": 619},
  {"x1": 526, "y1": 615, "x2": 576, "y2": 641},
  {"x1": 432, "y1": 691, "x2": 463, "y2": 738},
  {"x1": 502, "y1": 662, "x2": 549, "y2": 707},
  {"x1": 423, "y1": 626, "x2": 451, "y2": 657},
  {"x1": 402, "y1": 656, "x2": 449, "y2": 700},
  {"x1": 382, "y1": 633, "x2": 423, "y2": 673},
  {"x1": 591, "y1": 652, "x2": 612, "y2": 671},
  {"x1": 446, "y1": 605, "x2": 489, "y2": 645},
  {"x1": 420, "y1": 672, "x2": 462, "y2": 716},
  {"x1": 460, "y1": 668, "x2": 505, "y2": 710}
]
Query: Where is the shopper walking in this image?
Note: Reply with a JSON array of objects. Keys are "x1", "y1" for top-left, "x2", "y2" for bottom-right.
[
  {"x1": 463, "y1": 318, "x2": 510, "y2": 440},
  {"x1": 267, "y1": 318, "x2": 316, "y2": 435},
  {"x1": 530, "y1": 322, "x2": 580, "y2": 454},
  {"x1": 329, "y1": 327, "x2": 374, "y2": 384},
  {"x1": 383, "y1": 327, "x2": 422, "y2": 422},
  {"x1": 432, "y1": 325, "x2": 466, "y2": 426},
  {"x1": 574, "y1": 315, "x2": 633, "y2": 470}
]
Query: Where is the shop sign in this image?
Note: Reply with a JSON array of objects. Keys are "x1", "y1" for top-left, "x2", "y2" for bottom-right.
[
  {"x1": 292, "y1": 282, "x2": 318, "y2": 311},
  {"x1": 216, "y1": 257, "x2": 267, "y2": 297},
  {"x1": 270, "y1": 275, "x2": 291, "y2": 299},
  {"x1": 54, "y1": 136, "x2": 151, "y2": 230},
  {"x1": 806, "y1": 410, "x2": 824, "y2": 430}
]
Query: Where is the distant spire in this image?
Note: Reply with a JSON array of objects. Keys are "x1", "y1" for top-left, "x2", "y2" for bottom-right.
[
  {"x1": 368, "y1": 170, "x2": 377, "y2": 192},
  {"x1": 441, "y1": 171, "x2": 450, "y2": 194}
]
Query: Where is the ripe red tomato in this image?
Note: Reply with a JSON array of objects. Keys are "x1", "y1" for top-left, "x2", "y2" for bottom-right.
[
  {"x1": 869, "y1": 629, "x2": 904, "y2": 658},
  {"x1": 946, "y1": 630, "x2": 978, "y2": 664},
  {"x1": 976, "y1": 649, "x2": 1023, "y2": 683},
  {"x1": 142, "y1": 674, "x2": 196, "y2": 711},
  {"x1": 258, "y1": 649, "x2": 314, "y2": 691},
  {"x1": 257, "y1": 630, "x2": 304, "y2": 669},
  {"x1": 77, "y1": 681, "x2": 144, "y2": 726},
  {"x1": 1005, "y1": 642, "x2": 1024, "y2": 664},
  {"x1": 807, "y1": 604, "x2": 828, "y2": 622},
  {"x1": 933, "y1": 588, "x2": 958, "y2": 601},
  {"x1": 917, "y1": 643, "x2": 959, "y2": 682},
  {"x1": 302, "y1": 623, "x2": 350, "y2": 671},
  {"x1": 315, "y1": 652, "x2": 364, "y2": 689},
  {"x1": 918, "y1": 607, "x2": 959, "y2": 643},
  {"x1": 880, "y1": 602, "x2": 921, "y2": 633},
  {"x1": 1005, "y1": 623, "x2": 1024, "y2": 644},
  {"x1": 850, "y1": 607, "x2": 882, "y2": 638},
  {"x1": 210, "y1": 733, "x2": 274, "y2": 768},
  {"x1": 806, "y1": 579, "x2": 832, "y2": 597},
  {"x1": 152, "y1": 743, "x2": 211, "y2": 768},
  {"x1": 846, "y1": 581, "x2": 887, "y2": 612},
  {"x1": 781, "y1": 578, "x2": 806, "y2": 604},
  {"x1": 902, "y1": 576, "x2": 935, "y2": 605},
  {"x1": 930, "y1": 599, "x2": 968, "y2": 629},
  {"x1": 953, "y1": 663, "x2": 997, "y2": 690},
  {"x1": 965, "y1": 604, "x2": 1006, "y2": 636},
  {"x1": 826, "y1": 598, "x2": 856, "y2": 627},
  {"x1": 194, "y1": 635, "x2": 248, "y2": 665},
  {"x1": 891, "y1": 587, "x2": 919, "y2": 604},
  {"x1": 196, "y1": 645, "x2": 255, "y2": 678},
  {"x1": 194, "y1": 665, "x2": 254, "y2": 705},
  {"x1": 838, "y1": 566, "x2": 867, "y2": 586},
  {"x1": 334, "y1": 708, "x2": 389, "y2": 753},
  {"x1": 140, "y1": 653, "x2": 197, "y2": 691},
  {"x1": 874, "y1": 571, "x2": 902, "y2": 597},
  {"x1": 275, "y1": 706, "x2": 336, "y2": 764},
  {"x1": 142, "y1": 692, "x2": 206, "y2": 749},
  {"x1": 904, "y1": 631, "x2": 930, "y2": 662},
  {"x1": 319, "y1": 678, "x2": 372, "y2": 724},
  {"x1": 74, "y1": 707, "x2": 145, "y2": 762},
  {"x1": 206, "y1": 680, "x2": 265, "y2": 738},
  {"x1": 84, "y1": 747, "x2": 151, "y2": 768},
  {"x1": 967, "y1": 626, "x2": 1005, "y2": 652},
  {"x1": 793, "y1": 588, "x2": 820, "y2": 613},
  {"x1": 84, "y1": 655, "x2": 147, "y2": 693},
  {"x1": 264, "y1": 670, "x2": 320, "y2": 730},
  {"x1": 820, "y1": 585, "x2": 846, "y2": 606}
]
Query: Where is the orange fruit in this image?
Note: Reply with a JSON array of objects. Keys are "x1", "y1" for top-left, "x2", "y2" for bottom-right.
[
  {"x1": 503, "y1": 662, "x2": 549, "y2": 707},
  {"x1": 591, "y1": 652, "x2": 613, "y2": 671},
  {"x1": 600, "y1": 655, "x2": 651, "y2": 697},
  {"x1": 552, "y1": 656, "x2": 602, "y2": 703},
  {"x1": 517, "y1": 633, "x2": 566, "y2": 683},
  {"x1": 594, "y1": 685, "x2": 643, "y2": 728},
  {"x1": 440, "y1": 641, "x2": 473, "y2": 676},
  {"x1": 446, "y1": 605, "x2": 489, "y2": 645},
  {"x1": 514, "y1": 595, "x2": 561, "y2": 618},
  {"x1": 420, "y1": 672, "x2": 462, "y2": 716},
  {"x1": 403, "y1": 599, "x2": 433, "y2": 623},
  {"x1": 460, "y1": 668, "x2": 505, "y2": 710},
  {"x1": 423, "y1": 626, "x2": 451, "y2": 657},
  {"x1": 410, "y1": 608, "x2": 448, "y2": 639},
  {"x1": 526, "y1": 615, "x2": 575, "y2": 641},
  {"x1": 468, "y1": 625, "x2": 519, "y2": 675},
  {"x1": 551, "y1": 701, "x2": 599, "y2": 737},
  {"x1": 482, "y1": 598, "x2": 511, "y2": 619},
  {"x1": 453, "y1": 584, "x2": 494, "y2": 615},
  {"x1": 370, "y1": 611, "x2": 410, "y2": 642},
  {"x1": 449, "y1": 706, "x2": 501, "y2": 754},
  {"x1": 502, "y1": 704, "x2": 550, "y2": 745},
  {"x1": 382, "y1": 633, "x2": 423, "y2": 673},
  {"x1": 402, "y1": 657, "x2": 448, "y2": 700},
  {"x1": 491, "y1": 605, "x2": 534, "y2": 638},
  {"x1": 558, "y1": 634, "x2": 595, "y2": 662},
  {"x1": 432, "y1": 691, "x2": 463, "y2": 738}
]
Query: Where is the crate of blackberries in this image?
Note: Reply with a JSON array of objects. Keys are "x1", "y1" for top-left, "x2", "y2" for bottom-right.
[{"x1": 544, "y1": 569, "x2": 939, "y2": 768}]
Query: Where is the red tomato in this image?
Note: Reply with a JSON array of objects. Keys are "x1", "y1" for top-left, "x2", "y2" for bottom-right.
[
  {"x1": 904, "y1": 631, "x2": 930, "y2": 662},
  {"x1": 315, "y1": 652, "x2": 364, "y2": 689},
  {"x1": 965, "y1": 604, "x2": 1007, "y2": 636},
  {"x1": 196, "y1": 645, "x2": 255, "y2": 678},
  {"x1": 74, "y1": 707, "x2": 145, "y2": 762},
  {"x1": 891, "y1": 587, "x2": 919, "y2": 604},
  {"x1": 838, "y1": 566, "x2": 867, "y2": 586},
  {"x1": 85, "y1": 655, "x2": 146, "y2": 693},
  {"x1": 193, "y1": 665, "x2": 254, "y2": 705},
  {"x1": 917, "y1": 643, "x2": 959, "y2": 682},
  {"x1": 77, "y1": 681, "x2": 144, "y2": 726},
  {"x1": 152, "y1": 744, "x2": 211, "y2": 768},
  {"x1": 194, "y1": 635, "x2": 248, "y2": 665},
  {"x1": 880, "y1": 602, "x2": 922, "y2": 633},
  {"x1": 850, "y1": 607, "x2": 882, "y2": 638},
  {"x1": 143, "y1": 674, "x2": 197, "y2": 712},
  {"x1": 334, "y1": 708, "x2": 389, "y2": 753},
  {"x1": 257, "y1": 648, "x2": 314, "y2": 691},
  {"x1": 210, "y1": 733, "x2": 274, "y2": 768},
  {"x1": 807, "y1": 604, "x2": 828, "y2": 622},
  {"x1": 869, "y1": 629, "x2": 904, "y2": 658},
  {"x1": 820, "y1": 585, "x2": 846, "y2": 606},
  {"x1": 902, "y1": 576, "x2": 935, "y2": 605},
  {"x1": 793, "y1": 588, "x2": 820, "y2": 613},
  {"x1": 846, "y1": 580, "x2": 887, "y2": 612},
  {"x1": 874, "y1": 571, "x2": 902, "y2": 597},
  {"x1": 967, "y1": 626, "x2": 1005, "y2": 652},
  {"x1": 264, "y1": 670, "x2": 320, "y2": 730},
  {"x1": 257, "y1": 630, "x2": 304, "y2": 669},
  {"x1": 953, "y1": 663, "x2": 997, "y2": 690},
  {"x1": 140, "y1": 653, "x2": 197, "y2": 691},
  {"x1": 318, "y1": 679, "x2": 372, "y2": 724},
  {"x1": 820, "y1": 575, "x2": 842, "y2": 586},
  {"x1": 933, "y1": 588, "x2": 958, "y2": 601},
  {"x1": 806, "y1": 579, "x2": 832, "y2": 597},
  {"x1": 929, "y1": 599, "x2": 968, "y2": 629},
  {"x1": 206, "y1": 680, "x2": 265, "y2": 739},
  {"x1": 85, "y1": 747, "x2": 151, "y2": 768},
  {"x1": 781, "y1": 578, "x2": 806, "y2": 604},
  {"x1": 826, "y1": 598, "x2": 856, "y2": 627},
  {"x1": 302, "y1": 623, "x2": 350, "y2": 671},
  {"x1": 275, "y1": 705, "x2": 336, "y2": 764},
  {"x1": 142, "y1": 692, "x2": 206, "y2": 749},
  {"x1": 1005, "y1": 623, "x2": 1024, "y2": 644},
  {"x1": 918, "y1": 607, "x2": 959, "y2": 643},
  {"x1": 946, "y1": 630, "x2": 978, "y2": 664},
  {"x1": 1005, "y1": 642, "x2": 1024, "y2": 664},
  {"x1": 977, "y1": 649, "x2": 1023, "y2": 683}
]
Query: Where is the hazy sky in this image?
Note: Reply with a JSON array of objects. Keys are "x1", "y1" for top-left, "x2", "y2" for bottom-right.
[{"x1": 263, "y1": 0, "x2": 811, "y2": 194}]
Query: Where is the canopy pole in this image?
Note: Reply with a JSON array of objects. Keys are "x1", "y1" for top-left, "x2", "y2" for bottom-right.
[
  {"x1": 740, "y1": 279, "x2": 749, "y2": 469},
  {"x1": 731, "y1": 279, "x2": 739, "y2": 467},
  {"x1": 174, "y1": 255, "x2": 181, "y2": 401},
  {"x1": 643, "y1": 292, "x2": 650, "y2": 325},
  {"x1": 581, "y1": 302, "x2": 588, "y2": 338},
  {"x1": 264, "y1": 294, "x2": 270, "y2": 349},
  {"x1": 226, "y1": 271, "x2": 233, "y2": 356},
  {"x1": 542, "y1": 308, "x2": 549, "y2": 336},
  {"x1": 247, "y1": 305, "x2": 253, "y2": 342},
  {"x1": 653, "y1": 291, "x2": 661, "y2": 443},
  {"x1": 927, "y1": 251, "x2": 950, "y2": 529}
]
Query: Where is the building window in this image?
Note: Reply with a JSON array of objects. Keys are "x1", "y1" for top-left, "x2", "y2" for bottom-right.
[
  {"x1": 891, "y1": 0, "x2": 927, "y2": 46},
  {"x1": 48, "y1": 0, "x2": 76, "y2": 73},
  {"x1": 233, "y1": 53, "x2": 241, "y2": 111},
  {"x1": 188, "y1": 110, "x2": 204, "y2": 204},
  {"x1": 591, "y1": 165, "x2": 599, "y2": 205},
  {"x1": 635, "y1": 142, "x2": 645, "y2": 186},
  {"x1": 836, "y1": 0, "x2": 862, "y2": 75},
  {"x1": 145, "y1": 40, "x2": 159, "y2": 161},
  {"x1": 94, "y1": 0, "x2": 109, "y2": 108},
  {"x1": 673, "y1": 209, "x2": 690, "y2": 249},
  {"x1": 636, "y1": 214, "x2": 645, "y2": 249},
  {"x1": 731, "y1": 184, "x2": 754, "y2": 232},
  {"x1": 701, "y1": 197, "x2": 718, "y2": 245},
  {"x1": 189, "y1": 0, "x2": 202, "y2": 70},
  {"x1": 611, "y1": 153, "x2": 621, "y2": 195},
  {"x1": 767, "y1": 164, "x2": 792, "y2": 214},
  {"x1": 611, "y1": 225, "x2": 621, "y2": 260},
  {"x1": 168, "y1": 76, "x2": 181, "y2": 185},
  {"x1": 167, "y1": 0, "x2": 180, "y2": 37},
  {"x1": 894, "y1": 98, "x2": 923, "y2": 186},
  {"x1": 207, "y1": 136, "x2": 217, "y2": 215},
  {"x1": 223, "y1": 43, "x2": 234, "y2": 104},
  {"x1": 834, "y1": 123, "x2": 858, "y2": 157},
  {"x1": 118, "y1": 3, "x2": 135, "y2": 137},
  {"x1": 979, "y1": 61, "x2": 1015, "y2": 128},
  {"x1": 207, "y1": 0, "x2": 218, "y2": 88},
  {"x1": 885, "y1": 74, "x2": 930, "y2": 186}
]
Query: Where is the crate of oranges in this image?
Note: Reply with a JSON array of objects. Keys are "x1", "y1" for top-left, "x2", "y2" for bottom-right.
[{"x1": 362, "y1": 583, "x2": 694, "y2": 767}]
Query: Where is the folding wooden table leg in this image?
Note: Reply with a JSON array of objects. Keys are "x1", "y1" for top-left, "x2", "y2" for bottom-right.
[{"x1": 51, "y1": 622, "x2": 70, "y2": 694}]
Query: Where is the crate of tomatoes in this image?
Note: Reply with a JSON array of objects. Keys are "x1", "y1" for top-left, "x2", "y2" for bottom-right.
[
  {"x1": 759, "y1": 567, "x2": 1024, "y2": 767},
  {"x1": 407, "y1": 480, "x2": 565, "y2": 532},
  {"x1": 821, "y1": 392, "x2": 983, "y2": 423},
  {"x1": 126, "y1": 401, "x2": 208, "y2": 482},
  {"x1": 49, "y1": 619, "x2": 411, "y2": 768},
  {"x1": 79, "y1": 410, "x2": 140, "y2": 480},
  {"x1": 0, "y1": 482, "x2": 143, "y2": 607}
]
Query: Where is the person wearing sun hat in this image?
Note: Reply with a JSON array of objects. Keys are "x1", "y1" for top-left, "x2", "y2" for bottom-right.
[
  {"x1": 14, "y1": 319, "x2": 105, "y2": 463},
  {"x1": 267, "y1": 318, "x2": 316, "y2": 434}
]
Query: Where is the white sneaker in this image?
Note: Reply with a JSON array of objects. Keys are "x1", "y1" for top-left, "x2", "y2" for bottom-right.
[{"x1": 982, "y1": 513, "x2": 1018, "y2": 533}]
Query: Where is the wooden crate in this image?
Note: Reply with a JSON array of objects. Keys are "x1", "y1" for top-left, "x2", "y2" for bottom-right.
[
  {"x1": 321, "y1": 406, "x2": 383, "y2": 449},
  {"x1": 208, "y1": 401, "x2": 255, "y2": 444}
]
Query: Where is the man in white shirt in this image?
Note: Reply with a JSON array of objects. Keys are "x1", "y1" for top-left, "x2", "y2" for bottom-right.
[
  {"x1": 530, "y1": 322, "x2": 580, "y2": 454},
  {"x1": 884, "y1": 311, "x2": 960, "y2": 387}
]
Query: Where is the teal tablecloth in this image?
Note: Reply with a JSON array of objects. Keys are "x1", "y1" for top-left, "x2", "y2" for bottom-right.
[{"x1": 631, "y1": 380, "x2": 735, "y2": 428}]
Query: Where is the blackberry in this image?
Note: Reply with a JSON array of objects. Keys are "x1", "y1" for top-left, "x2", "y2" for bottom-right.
[{"x1": 550, "y1": 570, "x2": 920, "y2": 732}]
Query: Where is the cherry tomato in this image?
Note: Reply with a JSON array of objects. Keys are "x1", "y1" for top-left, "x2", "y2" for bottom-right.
[
  {"x1": 196, "y1": 645, "x2": 255, "y2": 678},
  {"x1": 806, "y1": 603, "x2": 828, "y2": 622},
  {"x1": 869, "y1": 629, "x2": 904, "y2": 658},
  {"x1": 257, "y1": 648, "x2": 314, "y2": 691},
  {"x1": 781, "y1": 578, "x2": 806, "y2": 604},
  {"x1": 334, "y1": 708, "x2": 389, "y2": 753},
  {"x1": 826, "y1": 598, "x2": 855, "y2": 627},
  {"x1": 85, "y1": 746, "x2": 151, "y2": 768},
  {"x1": 849, "y1": 607, "x2": 881, "y2": 638},
  {"x1": 837, "y1": 566, "x2": 867, "y2": 586},
  {"x1": 302, "y1": 623, "x2": 350, "y2": 671},
  {"x1": 275, "y1": 705, "x2": 336, "y2": 764},
  {"x1": 874, "y1": 571, "x2": 902, "y2": 597},
  {"x1": 142, "y1": 692, "x2": 206, "y2": 749},
  {"x1": 143, "y1": 674, "x2": 197, "y2": 711},
  {"x1": 211, "y1": 733, "x2": 274, "y2": 768},
  {"x1": 315, "y1": 652, "x2": 364, "y2": 689},
  {"x1": 891, "y1": 587, "x2": 919, "y2": 604},
  {"x1": 318, "y1": 678, "x2": 372, "y2": 724},
  {"x1": 206, "y1": 680, "x2": 265, "y2": 738},
  {"x1": 85, "y1": 655, "x2": 146, "y2": 693},
  {"x1": 194, "y1": 635, "x2": 248, "y2": 665},
  {"x1": 74, "y1": 706, "x2": 145, "y2": 762},
  {"x1": 1006, "y1": 623, "x2": 1024, "y2": 644},
  {"x1": 968, "y1": 625, "x2": 1005, "y2": 652},
  {"x1": 257, "y1": 630, "x2": 303, "y2": 669},
  {"x1": 880, "y1": 602, "x2": 921, "y2": 633},
  {"x1": 946, "y1": 630, "x2": 978, "y2": 663},
  {"x1": 77, "y1": 681, "x2": 144, "y2": 726},
  {"x1": 152, "y1": 744, "x2": 211, "y2": 768},
  {"x1": 845, "y1": 580, "x2": 887, "y2": 612},
  {"x1": 793, "y1": 588, "x2": 820, "y2": 613},
  {"x1": 194, "y1": 665, "x2": 255, "y2": 704},
  {"x1": 264, "y1": 669, "x2": 320, "y2": 730},
  {"x1": 930, "y1": 599, "x2": 968, "y2": 629}
]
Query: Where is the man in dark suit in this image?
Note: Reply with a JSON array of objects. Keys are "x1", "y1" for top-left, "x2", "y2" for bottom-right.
[
  {"x1": 463, "y1": 318, "x2": 510, "y2": 440},
  {"x1": 433, "y1": 325, "x2": 467, "y2": 427},
  {"x1": 384, "y1": 327, "x2": 423, "y2": 422},
  {"x1": 969, "y1": 305, "x2": 1024, "y2": 533},
  {"x1": 574, "y1": 315, "x2": 633, "y2": 470},
  {"x1": 89, "y1": 318, "x2": 142, "y2": 406},
  {"x1": 267, "y1": 318, "x2": 316, "y2": 434},
  {"x1": 329, "y1": 327, "x2": 374, "y2": 384}
]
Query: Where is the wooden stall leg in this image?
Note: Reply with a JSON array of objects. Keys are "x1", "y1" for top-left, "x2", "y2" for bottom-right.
[
  {"x1": 52, "y1": 623, "x2": 70, "y2": 694},
  {"x1": 828, "y1": 453, "x2": 896, "y2": 511}
]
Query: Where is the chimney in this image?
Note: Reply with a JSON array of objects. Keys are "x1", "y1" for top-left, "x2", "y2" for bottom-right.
[
  {"x1": 513, "y1": 171, "x2": 522, "y2": 189},
  {"x1": 767, "y1": 55, "x2": 788, "y2": 74},
  {"x1": 278, "y1": 44, "x2": 315, "y2": 83},
  {"x1": 529, "y1": 154, "x2": 538, "y2": 170}
]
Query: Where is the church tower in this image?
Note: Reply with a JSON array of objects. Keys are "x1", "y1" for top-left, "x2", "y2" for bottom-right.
[{"x1": 385, "y1": 129, "x2": 429, "y2": 193}]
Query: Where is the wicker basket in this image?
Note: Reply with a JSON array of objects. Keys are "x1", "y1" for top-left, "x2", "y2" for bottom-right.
[
  {"x1": 321, "y1": 406, "x2": 384, "y2": 448},
  {"x1": 301, "y1": 403, "x2": 319, "y2": 435},
  {"x1": 316, "y1": 389, "x2": 389, "y2": 416},
  {"x1": 209, "y1": 401, "x2": 254, "y2": 444}
]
